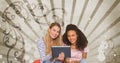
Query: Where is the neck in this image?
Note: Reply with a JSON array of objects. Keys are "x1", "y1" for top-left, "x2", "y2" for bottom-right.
[
  {"x1": 50, "y1": 41, "x2": 53, "y2": 45},
  {"x1": 71, "y1": 44, "x2": 76, "y2": 49}
]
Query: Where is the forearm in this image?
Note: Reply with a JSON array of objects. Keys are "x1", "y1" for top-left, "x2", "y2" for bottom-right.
[
  {"x1": 82, "y1": 52, "x2": 87, "y2": 59},
  {"x1": 65, "y1": 58, "x2": 80, "y2": 63}
]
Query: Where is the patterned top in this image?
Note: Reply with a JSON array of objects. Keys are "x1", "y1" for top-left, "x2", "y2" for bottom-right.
[
  {"x1": 70, "y1": 47, "x2": 88, "y2": 61},
  {"x1": 37, "y1": 38, "x2": 51, "y2": 63}
]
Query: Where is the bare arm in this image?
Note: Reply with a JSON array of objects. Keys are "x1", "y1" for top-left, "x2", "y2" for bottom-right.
[
  {"x1": 82, "y1": 52, "x2": 87, "y2": 59},
  {"x1": 65, "y1": 58, "x2": 80, "y2": 63}
]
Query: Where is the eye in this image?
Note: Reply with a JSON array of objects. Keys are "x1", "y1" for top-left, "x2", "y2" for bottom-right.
[
  {"x1": 53, "y1": 29, "x2": 56, "y2": 32},
  {"x1": 72, "y1": 34, "x2": 75, "y2": 36}
]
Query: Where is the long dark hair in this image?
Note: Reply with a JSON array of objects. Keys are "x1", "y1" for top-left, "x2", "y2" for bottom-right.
[{"x1": 63, "y1": 24, "x2": 88, "y2": 51}]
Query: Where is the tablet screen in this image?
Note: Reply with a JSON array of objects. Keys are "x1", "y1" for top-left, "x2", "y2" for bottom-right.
[{"x1": 51, "y1": 46, "x2": 71, "y2": 58}]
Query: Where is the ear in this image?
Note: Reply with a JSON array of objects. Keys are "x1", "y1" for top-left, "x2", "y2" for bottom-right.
[
  {"x1": 77, "y1": 34, "x2": 79, "y2": 38},
  {"x1": 48, "y1": 28, "x2": 50, "y2": 32}
]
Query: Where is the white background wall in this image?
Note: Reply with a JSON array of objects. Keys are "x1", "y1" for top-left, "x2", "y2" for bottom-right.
[{"x1": 0, "y1": 0, "x2": 120, "y2": 63}]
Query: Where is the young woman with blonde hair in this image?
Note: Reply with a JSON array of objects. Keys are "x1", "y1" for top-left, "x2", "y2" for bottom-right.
[{"x1": 37, "y1": 22, "x2": 64, "y2": 63}]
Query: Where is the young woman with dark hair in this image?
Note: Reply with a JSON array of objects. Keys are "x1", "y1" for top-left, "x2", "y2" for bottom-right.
[{"x1": 63, "y1": 24, "x2": 88, "y2": 63}]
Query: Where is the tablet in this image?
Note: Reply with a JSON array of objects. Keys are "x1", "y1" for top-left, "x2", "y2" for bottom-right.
[{"x1": 51, "y1": 46, "x2": 71, "y2": 58}]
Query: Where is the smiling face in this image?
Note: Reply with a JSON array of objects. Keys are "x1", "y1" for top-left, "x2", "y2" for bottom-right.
[
  {"x1": 49, "y1": 25, "x2": 60, "y2": 39},
  {"x1": 67, "y1": 30, "x2": 77, "y2": 45}
]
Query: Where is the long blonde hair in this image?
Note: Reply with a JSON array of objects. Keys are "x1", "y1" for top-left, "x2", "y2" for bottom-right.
[{"x1": 44, "y1": 22, "x2": 62, "y2": 55}]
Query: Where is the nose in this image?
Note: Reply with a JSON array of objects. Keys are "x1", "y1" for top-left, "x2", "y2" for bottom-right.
[{"x1": 54, "y1": 31, "x2": 58, "y2": 36}]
